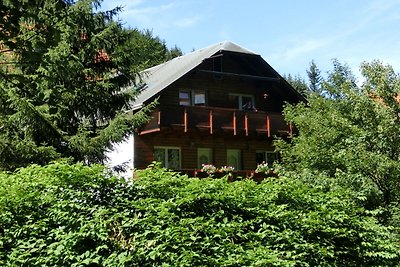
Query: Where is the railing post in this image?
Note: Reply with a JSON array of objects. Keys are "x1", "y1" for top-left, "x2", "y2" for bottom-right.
[
  {"x1": 266, "y1": 115, "x2": 270, "y2": 137},
  {"x1": 157, "y1": 111, "x2": 161, "y2": 126},
  {"x1": 233, "y1": 111, "x2": 237, "y2": 136},
  {"x1": 210, "y1": 109, "x2": 213, "y2": 134},
  {"x1": 245, "y1": 112, "x2": 248, "y2": 136},
  {"x1": 289, "y1": 121, "x2": 293, "y2": 137},
  {"x1": 184, "y1": 107, "x2": 187, "y2": 133}
]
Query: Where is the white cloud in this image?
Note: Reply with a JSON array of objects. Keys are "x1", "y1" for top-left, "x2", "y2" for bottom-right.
[
  {"x1": 173, "y1": 15, "x2": 202, "y2": 28},
  {"x1": 281, "y1": 38, "x2": 329, "y2": 61}
]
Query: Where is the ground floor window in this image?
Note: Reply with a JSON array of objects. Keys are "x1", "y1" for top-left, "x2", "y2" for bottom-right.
[
  {"x1": 154, "y1": 147, "x2": 181, "y2": 169},
  {"x1": 256, "y1": 151, "x2": 279, "y2": 165},
  {"x1": 197, "y1": 148, "x2": 213, "y2": 169},
  {"x1": 227, "y1": 149, "x2": 241, "y2": 170}
]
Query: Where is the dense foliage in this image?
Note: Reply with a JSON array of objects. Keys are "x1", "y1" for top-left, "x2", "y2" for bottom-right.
[
  {"x1": 1, "y1": 163, "x2": 399, "y2": 266},
  {"x1": 0, "y1": 0, "x2": 179, "y2": 171},
  {"x1": 278, "y1": 61, "x2": 400, "y2": 209}
]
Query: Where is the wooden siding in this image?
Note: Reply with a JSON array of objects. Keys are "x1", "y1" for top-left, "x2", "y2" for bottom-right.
[
  {"x1": 134, "y1": 132, "x2": 276, "y2": 170},
  {"x1": 157, "y1": 70, "x2": 283, "y2": 112}
]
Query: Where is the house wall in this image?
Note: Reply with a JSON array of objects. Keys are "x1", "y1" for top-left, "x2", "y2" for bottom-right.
[
  {"x1": 134, "y1": 131, "x2": 275, "y2": 170},
  {"x1": 156, "y1": 65, "x2": 284, "y2": 112}
]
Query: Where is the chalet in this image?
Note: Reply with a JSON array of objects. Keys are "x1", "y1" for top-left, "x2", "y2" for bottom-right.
[{"x1": 108, "y1": 41, "x2": 305, "y2": 176}]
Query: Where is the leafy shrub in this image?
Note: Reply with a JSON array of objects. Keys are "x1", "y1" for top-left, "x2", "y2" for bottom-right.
[{"x1": 0, "y1": 163, "x2": 399, "y2": 266}]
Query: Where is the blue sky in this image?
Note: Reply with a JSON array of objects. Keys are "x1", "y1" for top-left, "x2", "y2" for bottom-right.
[{"x1": 102, "y1": 0, "x2": 400, "y2": 80}]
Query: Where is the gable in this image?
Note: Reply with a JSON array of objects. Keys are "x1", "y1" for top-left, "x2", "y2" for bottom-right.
[{"x1": 130, "y1": 41, "x2": 305, "y2": 110}]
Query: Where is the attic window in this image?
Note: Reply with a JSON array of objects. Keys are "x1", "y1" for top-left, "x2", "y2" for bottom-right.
[
  {"x1": 179, "y1": 90, "x2": 206, "y2": 106},
  {"x1": 179, "y1": 91, "x2": 191, "y2": 106}
]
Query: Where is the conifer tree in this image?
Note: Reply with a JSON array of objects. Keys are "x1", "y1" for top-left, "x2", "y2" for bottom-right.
[
  {"x1": 307, "y1": 60, "x2": 322, "y2": 94},
  {"x1": 0, "y1": 0, "x2": 172, "y2": 170}
]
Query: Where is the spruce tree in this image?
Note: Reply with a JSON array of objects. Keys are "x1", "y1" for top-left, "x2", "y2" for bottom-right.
[
  {"x1": 0, "y1": 0, "x2": 170, "y2": 170},
  {"x1": 307, "y1": 60, "x2": 322, "y2": 94}
]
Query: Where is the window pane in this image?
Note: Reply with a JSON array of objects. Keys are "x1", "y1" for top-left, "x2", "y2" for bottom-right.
[
  {"x1": 197, "y1": 148, "x2": 212, "y2": 169},
  {"x1": 154, "y1": 148, "x2": 166, "y2": 167},
  {"x1": 194, "y1": 91, "x2": 206, "y2": 105},
  {"x1": 179, "y1": 91, "x2": 191, "y2": 106},
  {"x1": 227, "y1": 149, "x2": 241, "y2": 170},
  {"x1": 167, "y1": 149, "x2": 180, "y2": 169},
  {"x1": 266, "y1": 152, "x2": 278, "y2": 165},
  {"x1": 256, "y1": 152, "x2": 266, "y2": 164},
  {"x1": 241, "y1": 96, "x2": 255, "y2": 110}
]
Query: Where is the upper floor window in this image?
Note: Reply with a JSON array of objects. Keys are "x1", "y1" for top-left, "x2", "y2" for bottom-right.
[
  {"x1": 179, "y1": 90, "x2": 206, "y2": 106},
  {"x1": 179, "y1": 91, "x2": 191, "y2": 106},
  {"x1": 229, "y1": 94, "x2": 256, "y2": 111}
]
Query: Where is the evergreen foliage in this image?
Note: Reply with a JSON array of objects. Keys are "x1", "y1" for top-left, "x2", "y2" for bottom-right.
[
  {"x1": 0, "y1": 0, "x2": 177, "y2": 170},
  {"x1": 307, "y1": 60, "x2": 322, "y2": 94},
  {"x1": 1, "y1": 162, "x2": 399, "y2": 266}
]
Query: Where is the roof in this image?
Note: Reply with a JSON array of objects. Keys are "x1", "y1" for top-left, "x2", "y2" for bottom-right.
[{"x1": 130, "y1": 41, "x2": 257, "y2": 110}]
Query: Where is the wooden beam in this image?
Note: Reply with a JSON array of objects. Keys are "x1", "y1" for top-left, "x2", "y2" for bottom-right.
[
  {"x1": 198, "y1": 69, "x2": 280, "y2": 82},
  {"x1": 266, "y1": 115, "x2": 270, "y2": 138},
  {"x1": 139, "y1": 128, "x2": 161, "y2": 135},
  {"x1": 210, "y1": 110, "x2": 213, "y2": 134},
  {"x1": 184, "y1": 108, "x2": 187, "y2": 133},
  {"x1": 233, "y1": 111, "x2": 237, "y2": 136},
  {"x1": 157, "y1": 111, "x2": 161, "y2": 126},
  {"x1": 245, "y1": 113, "x2": 248, "y2": 136}
]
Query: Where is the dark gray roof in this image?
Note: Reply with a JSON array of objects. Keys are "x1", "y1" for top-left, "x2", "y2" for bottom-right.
[{"x1": 130, "y1": 41, "x2": 257, "y2": 110}]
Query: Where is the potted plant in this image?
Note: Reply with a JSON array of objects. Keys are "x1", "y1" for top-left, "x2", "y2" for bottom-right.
[
  {"x1": 253, "y1": 162, "x2": 270, "y2": 182},
  {"x1": 219, "y1": 165, "x2": 235, "y2": 181},
  {"x1": 198, "y1": 164, "x2": 217, "y2": 178}
]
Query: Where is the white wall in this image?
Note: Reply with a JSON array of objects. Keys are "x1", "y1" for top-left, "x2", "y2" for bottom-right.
[{"x1": 106, "y1": 134, "x2": 134, "y2": 178}]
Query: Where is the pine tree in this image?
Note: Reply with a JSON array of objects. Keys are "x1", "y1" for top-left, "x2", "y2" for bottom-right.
[
  {"x1": 307, "y1": 60, "x2": 322, "y2": 94},
  {"x1": 0, "y1": 0, "x2": 171, "y2": 170}
]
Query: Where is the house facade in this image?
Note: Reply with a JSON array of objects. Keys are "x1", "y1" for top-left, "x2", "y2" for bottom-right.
[{"x1": 109, "y1": 41, "x2": 305, "y2": 174}]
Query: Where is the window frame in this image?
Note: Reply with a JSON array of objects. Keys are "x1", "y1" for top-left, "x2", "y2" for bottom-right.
[
  {"x1": 179, "y1": 89, "x2": 207, "y2": 106},
  {"x1": 229, "y1": 93, "x2": 255, "y2": 110},
  {"x1": 256, "y1": 150, "x2": 279, "y2": 165},
  {"x1": 154, "y1": 146, "x2": 181, "y2": 169},
  {"x1": 227, "y1": 149, "x2": 242, "y2": 170},
  {"x1": 197, "y1": 147, "x2": 213, "y2": 169},
  {"x1": 179, "y1": 90, "x2": 191, "y2": 106}
]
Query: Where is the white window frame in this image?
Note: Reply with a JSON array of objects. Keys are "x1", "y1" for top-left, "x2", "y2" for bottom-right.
[{"x1": 154, "y1": 146, "x2": 181, "y2": 169}]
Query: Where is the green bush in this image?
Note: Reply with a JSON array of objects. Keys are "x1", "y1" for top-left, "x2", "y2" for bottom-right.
[{"x1": 0, "y1": 163, "x2": 399, "y2": 266}]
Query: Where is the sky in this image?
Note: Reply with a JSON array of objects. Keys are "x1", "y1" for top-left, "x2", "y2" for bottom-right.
[{"x1": 101, "y1": 0, "x2": 400, "y2": 81}]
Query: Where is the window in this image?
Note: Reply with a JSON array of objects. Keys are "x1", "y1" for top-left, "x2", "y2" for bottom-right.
[
  {"x1": 229, "y1": 94, "x2": 255, "y2": 110},
  {"x1": 227, "y1": 149, "x2": 241, "y2": 170},
  {"x1": 154, "y1": 147, "x2": 181, "y2": 169},
  {"x1": 193, "y1": 91, "x2": 206, "y2": 105},
  {"x1": 179, "y1": 91, "x2": 191, "y2": 106},
  {"x1": 197, "y1": 148, "x2": 212, "y2": 169},
  {"x1": 179, "y1": 90, "x2": 206, "y2": 106},
  {"x1": 256, "y1": 151, "x2": 279, "y2": 165}
]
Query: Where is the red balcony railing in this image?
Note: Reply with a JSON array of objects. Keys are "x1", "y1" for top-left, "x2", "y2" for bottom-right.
[{"x1": 139, "y1": 105, "x2": 292, "y2": 137}]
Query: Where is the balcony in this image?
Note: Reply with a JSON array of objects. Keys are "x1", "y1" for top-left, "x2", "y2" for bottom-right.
[{"x1": 139, "y1": 105, "x2": 292, "y2": 137}]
